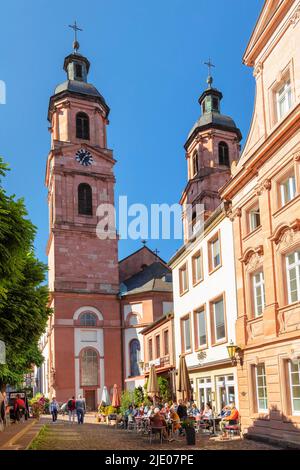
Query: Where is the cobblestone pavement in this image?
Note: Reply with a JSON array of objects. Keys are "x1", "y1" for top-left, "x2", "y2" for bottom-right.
[
  {"x1": 30, "y1": 414, "x2": 280, "y2": 451},
  {"x1": 0, "y1": 418, "x2": 45, "y2": 450}
]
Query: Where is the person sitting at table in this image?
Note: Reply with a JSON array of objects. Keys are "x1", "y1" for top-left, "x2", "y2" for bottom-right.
[
  {"x1": 124, "y1": 405, "x2": 134, "y2": 429},
  {"x1": 172, "y1": 400, "x2": 178, "y2": 412},
  {"x1": 143, "y1": 403, "x2": 149, "y2": 414},
  {"x1": 150, "y1": 408, "x2": 168, "y2": 441},
  {"x1": 199, "y1": 403, "x2": 213, "y2": 430},
  {"x1": 146, "y1": 405, "x2": 155, "y2": 418},
  {"x1": 191, "y1": 403, "x2": 200, "y2": 417},
  {"x1": 220, "y1": 403, "x2": 239, "y2": 436},
  {"x1": 201, "y1": 402, "x2": 212, "y2": 420},
  {"x1": 160, "y1": 403, "x2": 170, "y2": 418},
  {"x1": 186, "y1": 401, "x2": 194, "y2": 417},
  {"x1": 218, "y1": 405, "x2": 231, "y2": 419},
  {"x1": 132, "y1": 405, "x2": 139, "y2": 418}
]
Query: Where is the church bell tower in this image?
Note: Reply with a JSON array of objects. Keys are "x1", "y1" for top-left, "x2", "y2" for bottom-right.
[
  {"x1": 45, "y1": 27, "x2": 122, "y2": 406},
  {"x1": 181, "y1": 64, "x2": 242, "y2": 241}
]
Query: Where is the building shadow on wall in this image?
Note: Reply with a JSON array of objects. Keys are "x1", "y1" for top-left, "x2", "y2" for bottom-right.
[{"x1": 245, "y1": 405, "x2": 300, "y2": 449}]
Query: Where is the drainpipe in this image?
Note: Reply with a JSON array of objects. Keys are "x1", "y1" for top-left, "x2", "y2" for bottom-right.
[{"x1": 119, "y1": 293, "x2": 125, "y2": 389}]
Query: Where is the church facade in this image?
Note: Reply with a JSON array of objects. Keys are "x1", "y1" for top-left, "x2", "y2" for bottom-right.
[{"x1": 40, "y1": 44, "x2": 173, "y2": 409}]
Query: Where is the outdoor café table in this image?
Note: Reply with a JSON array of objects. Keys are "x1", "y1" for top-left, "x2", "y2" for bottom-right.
[
  {"x1": 149, "y1": 425, "x2": 166, "y2": 444},
  {"x1": 138, "y1": 417, "x2": 150, "y2": 435},
  {"x1": 209, "y1": 417, "x2": 221, "y2": 436},
  {"x1": 135, "y1": 416, "x2": 144, "y2": 433}
]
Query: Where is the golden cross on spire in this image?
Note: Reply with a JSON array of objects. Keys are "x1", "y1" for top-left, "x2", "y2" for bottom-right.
[
  {"x1": 204, "y1": 58, "x2": 215, "y2": 88},
  {"x1": 204, "y1": 58, "x2": 215, "y2": 76},
  {"x1": 69, "y1": 20, "x2": 83, "y2": 52}
]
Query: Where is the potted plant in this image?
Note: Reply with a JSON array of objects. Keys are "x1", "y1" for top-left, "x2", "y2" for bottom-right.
[
  {"x1": 181, "y1": 418, "x2": 196, "y2": 445},
  {"x1": 97, "y1": 404, "x2": 106, "y2": 423},
  {"x1": 105, "y1": 405, "x2": 118, "y2": 425}
]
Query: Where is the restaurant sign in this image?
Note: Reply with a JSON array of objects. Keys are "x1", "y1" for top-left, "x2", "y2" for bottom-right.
[{"x1": 149, "y1": 358, "x2": 161, "y2": 367}]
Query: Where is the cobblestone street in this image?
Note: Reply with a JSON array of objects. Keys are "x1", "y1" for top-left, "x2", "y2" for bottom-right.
[{"x1": 29, "y1": 414, "x2": 280, "y2": 451}]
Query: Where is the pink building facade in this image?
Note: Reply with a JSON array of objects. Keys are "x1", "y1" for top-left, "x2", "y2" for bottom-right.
[{"x1": 221, "y1": 0, "x2": 300, "y2": 446}]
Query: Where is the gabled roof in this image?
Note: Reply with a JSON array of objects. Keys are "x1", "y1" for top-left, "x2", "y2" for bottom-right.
[
  {"x1": 120, "y1": 262, "x2": 173, "y2": 297},
  {"x1": 119, "y1": 245, "x2": 166, "y2": 265},
  {"x1": 243, "y1": 0, "x2": 292, "y2": 66}
]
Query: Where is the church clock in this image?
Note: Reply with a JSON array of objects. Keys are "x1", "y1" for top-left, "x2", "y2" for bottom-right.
[{"x1": 75, "y1": 148, "x2": 93, "y2": 166}]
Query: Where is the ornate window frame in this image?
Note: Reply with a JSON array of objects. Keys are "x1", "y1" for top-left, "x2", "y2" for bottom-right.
[
  {"x1": 270, "y1": 219, "x2": 300, "y2": 307},
  {"x1": 240, "y1": 245, "x2": 264, "y2": 321}
]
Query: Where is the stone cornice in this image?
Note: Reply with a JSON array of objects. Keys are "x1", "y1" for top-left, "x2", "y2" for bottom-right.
[{"x1": 220, "y1": 104, "x2": 300, "y2": 201}]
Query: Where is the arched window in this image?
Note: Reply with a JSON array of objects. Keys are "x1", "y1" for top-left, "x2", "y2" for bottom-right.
[
  {"x1": 78, "y1": 183, "x2": 93, "y2": 216},
  {"x1": 81, "y1": 349, "x2": 98, "y2": 386},
  {"x1": 129, "y1": 339, "x2": 140, "y2": 377},
  {"x1": 80, "y1": 312, "x2": 97, "y2": 326},
  {"x1": 76, "y1": 112, "x2": 90, "y2": 140},
  {"x1": 218, "y1": 142, "x2": 229, "y2": 166},
  {"x1": 192, "y1": 152, "x2": 199, "y2": 177}
]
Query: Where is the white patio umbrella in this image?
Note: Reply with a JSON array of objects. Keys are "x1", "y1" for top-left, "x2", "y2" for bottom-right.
[{"x1": 101, "y1": 386, "x2": 111, "y2": 406}]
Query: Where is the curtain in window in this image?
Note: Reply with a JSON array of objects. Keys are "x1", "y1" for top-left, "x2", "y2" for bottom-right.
[
  {"x1": 81, "y1": 349, "x2": 98, "y2": 386},
  {"x1": 130, "y1": 339, "x2": 140, "y2": 377}
]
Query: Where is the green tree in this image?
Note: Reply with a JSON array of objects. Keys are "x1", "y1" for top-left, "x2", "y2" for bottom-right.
[
  {"x1": 143, "y1": 376, "x2": 171, "y2": 403},
  {"x1": 0, "y1": 157, "x2": 51, "y2": 387},
  {"x1": 120, "y1": 390, "x2": 135, "y2": 414},
  {"x1": 133, "y1": 386, "x2": 144, "y2": 406}
]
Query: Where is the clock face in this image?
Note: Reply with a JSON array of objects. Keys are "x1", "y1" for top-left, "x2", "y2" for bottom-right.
[{"x1": 75, "y1": 148, "x2": 93, "y2": 167}]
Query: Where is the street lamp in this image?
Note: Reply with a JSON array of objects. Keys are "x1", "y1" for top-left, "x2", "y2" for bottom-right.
[
  {"x1": 138, "y1": 360, "x2": 144, "y2": 374},
  {"x1": 227, "y1": 341, "x2": 243, "y2": 366}
]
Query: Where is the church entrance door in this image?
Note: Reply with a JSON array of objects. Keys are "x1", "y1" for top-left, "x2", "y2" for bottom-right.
[{"x1": 84, "y1": 389, "x2": 96, "y2": 411}]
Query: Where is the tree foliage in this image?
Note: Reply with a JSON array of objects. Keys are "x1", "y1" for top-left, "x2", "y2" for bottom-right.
[{"x1": 0, "y1": 157, "x2": 51, "y2": 387}]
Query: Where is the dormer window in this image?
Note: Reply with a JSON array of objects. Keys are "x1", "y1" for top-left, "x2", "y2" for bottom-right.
[
  {"x1": 75, "y1": 63, "x2": 83, "y2": 79},
  {"x1": 218, "y1": 142, "x2": 229, "y2": 166}
]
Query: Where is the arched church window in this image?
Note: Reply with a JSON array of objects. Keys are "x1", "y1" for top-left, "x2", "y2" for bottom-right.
[
  {"x1": 192, "y1": 152, "x2": 199, "y2": 177},
  {"x1": 129, "y1": 339, "x2": 140, "y2": 377},
  {"x1": 78, "y1": 183, "x2": 93, "y2": 216},
  {"x1": 81, "y1": 348, "x2": 98, "y2": 386},
  {"x1": 218, "y1": 142, "x2": 229, "y2": 166},
  {"x1": 76, "y1": 112, "x2": 90, "y2": 140},
  {"x1": 80, "y1": 312, "x2": 97, "y2": 326}
]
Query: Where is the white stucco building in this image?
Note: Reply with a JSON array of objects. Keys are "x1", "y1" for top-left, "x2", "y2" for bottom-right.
[
  {"x1": 169, "y1": 73, "x2": 241, "y2": 413},
  {"x1": 170, "y1": 207, "x2": 239, "y2": 412}
]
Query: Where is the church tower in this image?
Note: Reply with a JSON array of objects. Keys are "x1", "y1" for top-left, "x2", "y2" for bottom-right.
[
  {"x1": 45, "y1": 32, "x2": 122, "y2": 407},
  {"x1": 181, "y1": 68, "x2": 242, "y2": 241}
]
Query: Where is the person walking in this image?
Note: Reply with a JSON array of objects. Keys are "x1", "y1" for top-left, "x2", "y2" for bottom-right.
[
  {"x1": 75, "y1": 394, "x2": 86, "y2": 424},
  {"x1": 50, "y1": 397, "x2": 59, "y2": 422},
  {"x1": 67, "y1": 396, "x2": 76, "y2": 423}
]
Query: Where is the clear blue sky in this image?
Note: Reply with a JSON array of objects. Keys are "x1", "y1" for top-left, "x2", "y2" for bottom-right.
[{"x1": 0, "y1": 0, "x2": 264, "y2": 265}]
